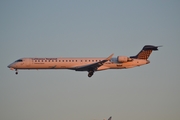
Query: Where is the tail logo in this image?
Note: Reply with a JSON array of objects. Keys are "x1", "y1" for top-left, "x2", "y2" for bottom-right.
[{"x1": 137, "y1": 50, "x2": 152, "y2": 59}]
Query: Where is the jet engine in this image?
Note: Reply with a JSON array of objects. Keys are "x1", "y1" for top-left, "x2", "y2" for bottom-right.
[{"x1": 117, "y1": 56, "x2": 132, "y2": 63}]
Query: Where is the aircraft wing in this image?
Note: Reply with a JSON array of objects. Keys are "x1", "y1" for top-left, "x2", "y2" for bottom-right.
[{"x1": 73, "y1": 54, "x2": 113, "y2": 71}]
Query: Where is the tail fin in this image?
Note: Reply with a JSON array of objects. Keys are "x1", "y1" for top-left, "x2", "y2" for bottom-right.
[
  {"x1": 130, "y1": 45, "x2": 161, "y2": 59},
  {"x1": 108, "y1": 116, "x2": 112, "y2": 120}
]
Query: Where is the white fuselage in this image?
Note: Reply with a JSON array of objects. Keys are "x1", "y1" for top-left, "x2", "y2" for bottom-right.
[
  {"x1": 8, "y1": 45, "x2": 159, "y2": 77},
  {"x1": 8, "y1": 57, "x2": 149, "y2": 71}
]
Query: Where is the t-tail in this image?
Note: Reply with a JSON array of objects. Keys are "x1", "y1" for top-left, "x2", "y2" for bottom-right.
[{"x1": 130, "y1": 45, "x2": 162, "y2": 59}]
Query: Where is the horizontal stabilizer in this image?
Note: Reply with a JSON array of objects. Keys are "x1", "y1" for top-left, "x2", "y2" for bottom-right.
[{"x1": 141, "y1": 45, "x2": 162, "y2": 51}]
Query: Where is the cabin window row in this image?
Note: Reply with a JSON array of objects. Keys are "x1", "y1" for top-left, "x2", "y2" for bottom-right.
[
  {"x1": 33, "y1": 59, "x2": 101, "y2": 62},
  {"x1": 59, "y1": 60, "x2": 101, "y2": 62},
  {"x1": 34, "y1": 60, "x2": 57, "y2": 62}
]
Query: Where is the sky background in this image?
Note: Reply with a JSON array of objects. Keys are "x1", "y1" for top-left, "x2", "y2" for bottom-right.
[{"x1": 0, "y1": 0, "x2": 180, "y2": 120}]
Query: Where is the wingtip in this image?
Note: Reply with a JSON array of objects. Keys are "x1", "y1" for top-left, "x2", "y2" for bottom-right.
[
  {"x1": 106, "y1": 53, "x2": 114, "y2": 61},
  {"x1": 110, "y1": 53, "x2": 114, "y2": 57}
]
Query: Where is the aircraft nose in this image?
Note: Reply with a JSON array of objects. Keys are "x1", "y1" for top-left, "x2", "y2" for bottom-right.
[
  {"x1": 7, "y1": 64, "x2": 11, "y2": 68},
  {"x1": 7, "y1": 63, "x2": 15, "y2": 68}
]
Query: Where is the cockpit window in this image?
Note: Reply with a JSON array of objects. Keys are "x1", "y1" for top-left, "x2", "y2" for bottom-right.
[{"x1": 16, "y1": 59, "x2": 23, "y2": 62}]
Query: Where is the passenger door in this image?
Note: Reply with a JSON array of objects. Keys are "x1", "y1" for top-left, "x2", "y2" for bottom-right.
[{"x1": 26, "y1": 59, "x2": 31, "y2": 67}]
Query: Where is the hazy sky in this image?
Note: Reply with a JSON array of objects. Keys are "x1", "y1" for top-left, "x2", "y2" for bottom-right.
[{"x1": 0, "y1": 0, "x2": 180, "y2": 120}]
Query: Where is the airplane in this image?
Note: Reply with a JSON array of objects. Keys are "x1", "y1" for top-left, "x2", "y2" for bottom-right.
[
  {"x1": 108, "y1": 117, "x2": 112, "y2": 120},
  {"x1": 103, "y1": 116, "x2": 112, "y2": 120},
  {"x1": 108, "y1": 116, "x2": 112, "y2": 120},
  {"x1": 7, "y1": 45, "x2": 161, "y2": 77}
]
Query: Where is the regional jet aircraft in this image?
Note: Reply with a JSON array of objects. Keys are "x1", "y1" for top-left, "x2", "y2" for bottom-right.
[{"x1": 7, "y1": 45, "x2": 160, "y2": 77}]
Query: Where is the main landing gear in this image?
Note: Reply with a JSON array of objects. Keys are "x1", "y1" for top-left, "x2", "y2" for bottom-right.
[
  {"x1": 15, "y1": 69, "x2": 18, "y2": 75},
  {"x1": 88, "y1": 71, "x2": 94, "y2": 77}
]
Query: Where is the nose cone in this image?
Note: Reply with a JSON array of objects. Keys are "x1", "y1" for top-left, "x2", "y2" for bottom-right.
[
  {"x1": 7, "y1": 63, "x2": 15, "y2": 69},
  {"x1": 7, "y1": 65, "x2": 10, "y2": 68}
]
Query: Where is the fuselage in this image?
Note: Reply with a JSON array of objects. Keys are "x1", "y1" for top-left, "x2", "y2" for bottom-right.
[
  {"x1": 7, "y1": 45, "x2": 160, "y2": 77},
  {"x1": 8, "y1": 57, "x2": 149, "y2": 71}
]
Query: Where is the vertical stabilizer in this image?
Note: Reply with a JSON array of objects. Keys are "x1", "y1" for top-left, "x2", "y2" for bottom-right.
[
  {"x1": 130, "y1": 45, "x2": 161, "y2": 59},
  {"x1": 108, "y1": 116, "x2": 112, "y2": 120}
]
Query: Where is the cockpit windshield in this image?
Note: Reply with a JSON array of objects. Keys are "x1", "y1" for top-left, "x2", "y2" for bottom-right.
[{"x1": 15, "y1": 59, "x2": 23, "y2": 62}]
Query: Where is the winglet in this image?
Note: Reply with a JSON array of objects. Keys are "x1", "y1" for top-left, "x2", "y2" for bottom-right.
[{"x1": 106, "y1": 54, "x2": 114, "y2": 61}]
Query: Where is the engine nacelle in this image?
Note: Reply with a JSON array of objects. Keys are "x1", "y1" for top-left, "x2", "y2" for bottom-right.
[{"x1": 117, "y1": 56, "x2": 131, "y2": 63}]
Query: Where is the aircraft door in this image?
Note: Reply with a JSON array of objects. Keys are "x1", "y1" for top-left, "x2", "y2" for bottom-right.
[{"x1": 26, "y1": 58, "x2": 31, "y2": 67}]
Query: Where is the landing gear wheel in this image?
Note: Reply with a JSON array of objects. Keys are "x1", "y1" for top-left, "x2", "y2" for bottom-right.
[
  {"x1": 15, "y1": 70, "x2": 18, "y2": 75},
  {"x1": 88, "y1": 71, "x2": 94, "y2": 77}
]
